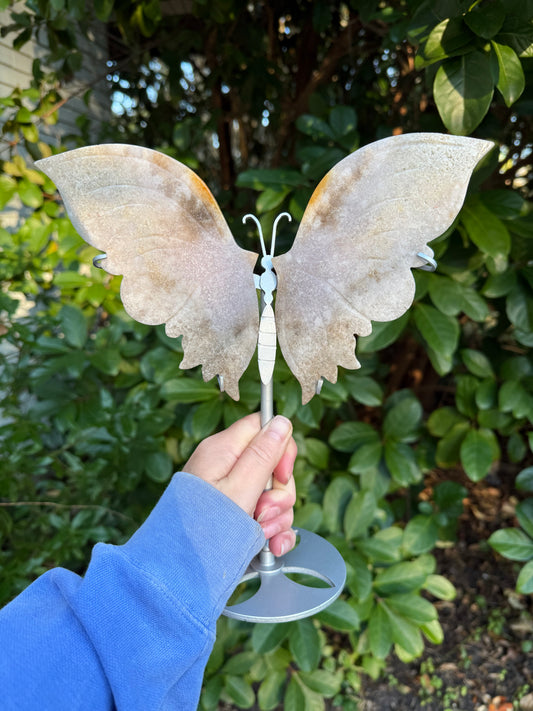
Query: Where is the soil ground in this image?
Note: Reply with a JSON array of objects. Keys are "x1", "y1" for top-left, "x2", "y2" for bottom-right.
[{"x1": 359, "y1": 475, "x2": 533, "y2": 710}]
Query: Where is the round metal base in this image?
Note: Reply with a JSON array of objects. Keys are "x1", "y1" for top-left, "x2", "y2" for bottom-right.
[{"x1": 223, "y1": 528, "x2": 346, "y2": 623}]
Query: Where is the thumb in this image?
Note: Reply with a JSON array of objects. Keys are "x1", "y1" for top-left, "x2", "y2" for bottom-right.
[{"x1": 220, "y1": 416, "x2": 293, "y2": 515}]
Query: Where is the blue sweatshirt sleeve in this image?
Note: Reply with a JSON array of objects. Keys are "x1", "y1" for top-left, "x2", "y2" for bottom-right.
[{"x1": 0, "y1": 472, "x2": 266, "y2": 711}]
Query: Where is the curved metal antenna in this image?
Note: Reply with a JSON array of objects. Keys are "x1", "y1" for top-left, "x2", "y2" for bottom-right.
[
  {"x1": 92, "y1": 253, "x2": 108, "y2": 269},
  {"x1": 416, "y1": 252, "x2": 438, "y2": 272},
  {"x1": 271, "y1": 212, "x2": 292, "y2": 257},
  {"x1": 243, "y1": 214, "x2": 267, "y2": 258}
]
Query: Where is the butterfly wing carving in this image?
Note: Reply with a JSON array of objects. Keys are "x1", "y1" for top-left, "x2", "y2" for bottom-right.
[
  {"x1": 36, "y1": 145, "x2": 259, "y2": 401},
  {"x1": 272, "y1": 133, "x2": 494, "y2": 404}
]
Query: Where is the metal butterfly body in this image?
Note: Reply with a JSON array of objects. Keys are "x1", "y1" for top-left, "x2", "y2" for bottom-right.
[{"x1": 36, "y1": 133, "x2": 493, "y2": 403}]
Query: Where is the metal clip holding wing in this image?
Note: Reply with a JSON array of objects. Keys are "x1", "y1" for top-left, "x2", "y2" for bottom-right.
[{"x1": 245, "y1": 212, "x2": 291, "y2": 386}]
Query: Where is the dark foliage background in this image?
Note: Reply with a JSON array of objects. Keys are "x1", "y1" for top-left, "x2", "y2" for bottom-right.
[{"x1": 1, "y1": 1, "x2": 532, "y2": 708}]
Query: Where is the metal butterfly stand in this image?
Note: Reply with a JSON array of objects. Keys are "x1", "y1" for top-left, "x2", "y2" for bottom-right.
[{"x1": 223, "y1": 214, "x2": 347, "y2": 623}]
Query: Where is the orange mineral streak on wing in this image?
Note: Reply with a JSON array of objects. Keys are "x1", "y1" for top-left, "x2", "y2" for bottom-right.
[{"x1": 35, "y1": 143, "x2": 260, "y2": 401}]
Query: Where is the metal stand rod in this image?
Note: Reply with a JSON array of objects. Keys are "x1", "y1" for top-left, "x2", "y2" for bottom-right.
[{"x1": 259, "y1": 292, "x2": 275, "y2": 568}]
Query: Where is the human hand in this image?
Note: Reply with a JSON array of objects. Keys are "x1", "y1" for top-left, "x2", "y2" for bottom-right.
[{"x1": 184, "y1": 413, "x2": 297, "y2": 556}]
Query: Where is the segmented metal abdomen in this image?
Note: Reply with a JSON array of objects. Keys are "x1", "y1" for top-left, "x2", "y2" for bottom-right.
[{"x1": 258, "y1": 303, "x2": 276, "y2": 385}]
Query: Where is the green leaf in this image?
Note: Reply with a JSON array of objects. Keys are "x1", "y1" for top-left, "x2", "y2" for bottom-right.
[
  {"x1": 236, "y1": 168, "x2": 303, "y2": 190},
  {"x1": 160, "y1": 377, "x2": 220, "y2": 403},
  {"x1": 344, "y1": 490, "x2": 377, "y2": 540},
  {"x1": 348, "y1": 440, "x2": 383, "y2": 474},
  {"x1": 224, "y1": 676, "x2": 255, "y2": 709},
  {"x1": 434, "y1": 52, "x2": 494, "y2": 135},
  {"x1": 428, "y1": 407, "x2": 467, "y2": 437},
  {"x1": 54, "y1": 271, "x2": 90, "y2": 288},
  {"x1": 423, "y1": 574, "x2": 457, "y2": 600},
  {"x1": 436, "y1": 421, "x2": 470, "y2": 467},
  {"x1": 384, "y1": 441, "x2": 422, "y2": 486},
  {"x1": 347, "y1": 376, "x2": 383, "y2": 406},
  {"x1": 293, "y1": 502, "x2": 323, "y2": 532},
  {"x1": 345, "y1": 551, "x2": 373, "y2": 601},
  {"x1": 383, "y1": 397, "x2": 422, "y2": 442},
  {"x1": 329, "y1": 421, "x2": 379, "y2": 452},
  {"x1": 499, "y1": 380, "x2": 533, "y2": 418},
  {"x1": 299, "y1": 669, "x2": 342, "y2": 697},
  {"x1": 421, "y1": 619, "x2": 445, "y2": 644},
  {"x1": 464, "y1": 0, "x2": 505, "y2": 39},
  {"x1": 252, "y1": 623, "x2": 290, "y2": 654},
  {"x1": 0, "y1": 174, "x2": 17, "y2": 208},
  {"x1": 18, "y1": 178, "x2": 44, "y2": 208},
  {"x1": 387, "y1": 593, "x2": 437, "y2": 624},
  {"x1": 460, "y1": 428, "x2": 496, "y2": 481},
  {"x1": 489, "y1": 528, "x2": 533, "y2": 561},
  {"x1": 491, "y1": 41, "x2": 525, "y2": 106},
  {"x1": 428, "y1": 275, "x2": 464, "y2": 315},
  {"x1": 258, "y1": 671, "x2": 286, "y2": 711},
  {"x1": 222, "y1": 651, "x2": 258, "y2": 675},
  {"x1": 461, "y1": 349, "x2": 495, "y2": 378},
  {"x1": 59, "y1": 304, "x2": 88, "y2": 348},
  {"x1": 517, "y1": 467, "x2": 533, "y2": 493},
  {"x1": 191, "y1": 400, "x2": 223, "y2": 439},
  {"x1": 506, "y1": 284, "x2": 533, "y2": 332},
  {"x1": 476, "y1": 379, "x2": 497, "y2": 410},
  {"x1": 517, "y1": 560, "x2": 533, "y2": 594},
  {"x1": 383, "y1": 603, "x2": 424, "y2": 657},
  {"x1": 358, "y1": 313, "x2": 409, "y2": 353},
  {"x1": 90, "y1": 348, "x2": 121, "y2": 376},
  {"x1": 413, "y1": 303, "x2": 459, "y2": 362},
  {"x1": 93, "y1": 0, "x2": 114, "y2": 21},
  {"x1": 296, "y1": 114, "x2": 335, "y2": 140},
  {"x1": 328, "y1": 105, "x2": 357, "y2": 137},
  {"x1": 455, "y1": 374, "x2": 479, "y2": 419},
  {"x1": 368, "y1": 602, "x2": 393, "y2": 659},
  {"x1": 461, "y1": 198, "x2": 511, "y2": 258},
  {"x1": 256, "y1": 187, "x2": 290, "y2": 214},
  {"x1": 289, "y1": 619, "x2": 321, "y2": 672},
  {"x1": 284, "y1": 675, "x2": 324, "y2": 711},
  {"x1": 316, "y1": 599, "x2": 360, "y2": 632},
  {"x1": 418, "y1": 17, "x2": 474, "y2": 67},
  {"x1": 374, "y1": 560, "x2": 428, "y2": 595},
  {"x1": 357, "y1": 526, "x2": 404, "y2": 563},
  {"x1": 403, "y1": 515, "x2": 439, "y2": 555},
  {"x1": 323, "y1": 476, "x2": 356, "y2": 533},
  {"x1": 497, "y1": 19, "x2": 533, "y2": 58},
  {"x1": 144, "y1": 451, "x2": 173, "y2": 483},
  {"x1": 302, "y1": 438, "x2": 329, "y2": 468},
  {"x1": 516, "y1": 499, "x2": 533, "y2": 540}
]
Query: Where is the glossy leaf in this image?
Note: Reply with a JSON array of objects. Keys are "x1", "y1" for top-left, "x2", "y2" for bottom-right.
[
  {"x1": 489, "y1": 528, "x2": 533, "y2": 561},
  {"x1": 289, "y1": 619, "x2": 321, "y2": 672},
  {"x1": 491, "y1": 41, "x2": 526, "y2": 106},
  {"x1": 516, "y1": 499, "x2": 533, "y2": 539},
  {"x1": 460, "y1": 428, "x2": 497, "y2": 481},
  {"x1": 413, "y1": 304, "x2": 460, "y2": 364},
  {"x1": 374, "y1": 560, "x2": 428, "y2": 595},
  {"x1": 461, "y1": 198, "x2": 511, "y2": 258},
  {"x1": 258, "y1": 671, "x2": 286, "y2": 711},
  {"x1": 464, "y1": 0, "x2": 505, "y2": 38},
  {"x1": 517, "y1": 467, "x2": 533, "y2": 493},
  {"x1": 344, "y1": 490, "x2": 377, "y2": 540},
  {"x1": 316, "y1": 599, "x2": 360, "y2": 631},
  {"x1": 403, "y1": 515, "x2": 439, "y2": 555},
  {"x1": 434, "y1": 52, "x2": 494, "y2": 135},
  {"x1": 423, "y1": 574, "x2": 457, "y2": 601},
  {"x1": 517, "y1": 560, "x2": 533, "y2": 594},
  {"x1": 368, "y1": 602, "x2": 393, "y2": 659}
]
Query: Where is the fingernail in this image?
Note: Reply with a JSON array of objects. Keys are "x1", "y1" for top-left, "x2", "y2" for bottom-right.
[
  {"x1": 265, "y1": 415, "x2": 292, "y2": 440},
  {"x1": 257, "y1": 506, "x2": 281, "y2": 523}
]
